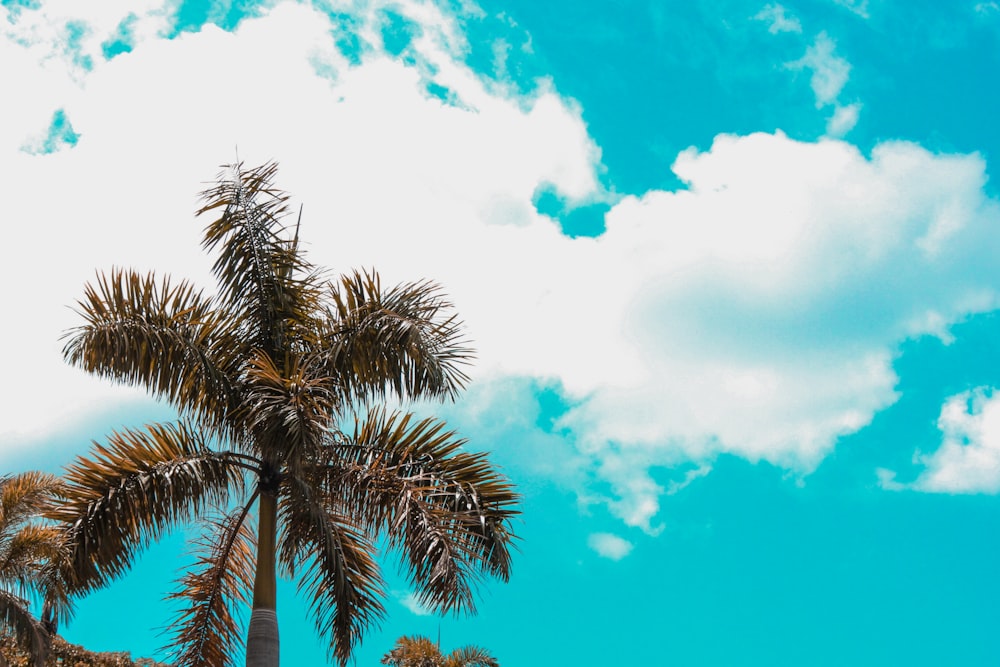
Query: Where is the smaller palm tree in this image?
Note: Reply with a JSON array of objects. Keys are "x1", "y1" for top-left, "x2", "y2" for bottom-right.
[
  {"x1": 0, "y1": 472, "x2": 71, "y2": 667},
  {"x1": 380, "y1": 635, "x2": 498, "y2": 667}
]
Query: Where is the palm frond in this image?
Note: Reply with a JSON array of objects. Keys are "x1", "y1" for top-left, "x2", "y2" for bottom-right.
[
  {"x1": 48, "y1": 422, "x2": 243, "y2": 593},
  {"x1": 0, "y1": 589, "x2": 47, "y2": 667},
  {"x1": 277, "y1": 476, "x2": 385, "y2": 667},
  {"x1": 0, "y1": 526, "x2": 62, "y2": 597},
  {"x1": 197, "y1": 161, "x2": 322, "y2": 353},
  {"x1": 0, "y1": 473, "x2": 64, "y2": 535},
  {"x1": 166, "y1": 499, "x2": 257, "y2": 667},
  {"x1": 323, "y1": 270, "x2": 473, "y2": 404},
  {"x1": 329, "y1": 410, "x2": 519, "y2": 615},
  {"x1": 61, "y1": 269, "x2": 237, "y2": 428}
]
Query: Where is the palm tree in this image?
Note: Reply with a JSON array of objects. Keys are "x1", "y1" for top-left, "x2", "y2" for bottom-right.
[
  {"x1": 380, "y1": 635, "x2": 499, "y2": 667},
  {"x1": 0, "y1": 472, "x2": 70, "y2": 667},
  {"x1": 50, "y1": 161, "x2": 519, "y2": 667}
]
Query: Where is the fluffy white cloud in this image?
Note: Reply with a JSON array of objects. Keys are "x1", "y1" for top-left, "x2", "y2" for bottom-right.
[
  {"x1": 551, "y1": 132, "x2": 997, "y2": 528},
  {"x1": 587, "y1": 533, "x2": 634, "y2": 561},
  {"x1": 913, "y1": 388, "x2": 1000, "y2": 493}
]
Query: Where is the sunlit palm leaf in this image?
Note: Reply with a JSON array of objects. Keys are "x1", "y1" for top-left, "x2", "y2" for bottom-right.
[
  {"x1": 61, "y1": 269, "x2": 237, "y2": 429},
  {"x1": 0, "y1": 525, "x2": 61, "y2": 597},
  {"x1": 167, "y1": 500, "x2": 257, "y2": 667},
  {"x1": 278, "y1": 476, "x2": 385, "y2": 667},
  {"x1": 49, "y1": 422, "x2": 243, "y2": 593},
  {"x1": 324, "y1": 270, "x2": 473, "y2": 404},
  {"x1": 329, "y1": 410, "x2": 518, "y2": 615},
  {"x1": 0, "y1": 473, "x2": 64, "y2": 535}
]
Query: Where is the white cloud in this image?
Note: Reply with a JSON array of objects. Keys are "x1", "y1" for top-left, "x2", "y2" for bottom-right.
[
  {"x1": 790, "y1": 32, "x2": 851, "y2": 108},
  {"x1": 397, "y1": 591, "x2": 433, "y2": 616},
  {"x1": 912, "y1": 388, "x2": 1000, "y2": 493},
  {"x1": 831, "y1": 0, "x2": 870, "y2": 19},
  {"x1": 667, "y1": 465, "x2": 712, "y2": 495},
  {"x1": 826, "y1": 102, "x2": 860, "y2": 137},
  {"x1": 587, "y1": 533, "x2": 634, "y2": 560},
  {"x1": 552, "y1": 132, "x2": 999, "y2": 523},
  {"x1": 875, "y1": 467, "x2": 906, "y2": 491},
  {"x1": 755, "y1": 4, "x2": 802, "y2": 34}
]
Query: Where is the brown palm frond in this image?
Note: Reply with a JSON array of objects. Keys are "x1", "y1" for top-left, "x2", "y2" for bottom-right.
[
  {"x1": 48, "y1": 422, "x2": 243, "y2": 593},
  {"x1": 328, "y1": 410, "x2": 519, "y2": 615},
  {"x1": 0, "y1": 589, "x2": 48, "y2": 667},
  {"x1": 0, "y1": 473, "x2": 64, "y2": 535},
  {"x1": 323, "y1": 270, "x2": 473, "y2": 404},
  {"x1": 166, "y1": 499, "x2": 257, "y2": 667},
  {"x1": 277, "y1": 476, "x2": 385, "y2": 667},
  {"x1": 196, "y1": 161, "x2": 322, "y2": 353},
  {"x1": 61, "y1": 269, "x2": 237, "y2": 429},
  {"x1": 0, "y1": 525, "x2": 62, "y2": 596},
  {"x1": 444, "y1": 646, "x2": 499, "y2": 667}
]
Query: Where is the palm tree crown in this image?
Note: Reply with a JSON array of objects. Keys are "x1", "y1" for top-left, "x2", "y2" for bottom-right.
[
  {"x1": 51, "y1": 161, "x2": 519, "y2": 667},
  {"x1": 0, "y1": 472, "x2": 70, "y2": 667}
]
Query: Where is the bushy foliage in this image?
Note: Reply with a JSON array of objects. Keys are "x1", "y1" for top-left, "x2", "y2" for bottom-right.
[
  {"x1": 381, "y1": 635, "x2": 498, "y2": 667},
  {"x1": 0, "y1": 636, "x2": 167, "y2": 667}
]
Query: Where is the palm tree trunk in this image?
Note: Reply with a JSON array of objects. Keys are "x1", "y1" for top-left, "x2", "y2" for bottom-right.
[{"x1": 246, "y1": 489, "x2": 279, "y2": 667}]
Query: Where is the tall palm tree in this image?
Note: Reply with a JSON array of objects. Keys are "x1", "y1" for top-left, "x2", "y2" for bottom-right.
[
  {"x1": 380, "y1": 635, "x2": 499, "y2": 667},
  {"x1": 0, "y1": 472, "x2": 70, "y2": 667},
  {"x1": 50, "y1": 161, "x2": 518, "y2": 667}
]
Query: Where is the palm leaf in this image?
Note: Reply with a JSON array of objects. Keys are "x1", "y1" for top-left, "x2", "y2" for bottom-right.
[
  {"x1": 0, "y1": 473, "x2": 64, "y2": 535},
  {"x1": 329, "y1": 410, "x2": 518, "y2": 615},
  {"x1": 0, "y1": 590, "x2": 47, "y2": 667},
  {"x1": 0, "y1": 525, "x2": 61, "y2": 597},
  {"x1": 166, "y1": 499, "x2": 257, "y2": 667},
  {"x1": 277, "y1": 476, "x2": 385, "y2": 667},
  {"x1": 61, "y1": 269, "x2": 237, "y2": 429},
  {"x1": 323, "y1": 270, "x2": 473, "y2": 404},
  {"x1": 48, "y1": 422, "x2": 243, "y2": 593}
]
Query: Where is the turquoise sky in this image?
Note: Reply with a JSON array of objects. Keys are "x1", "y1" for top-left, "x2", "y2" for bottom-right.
[{"x1": 3, "y1": 1, "x2": 1000, "y2": 665}]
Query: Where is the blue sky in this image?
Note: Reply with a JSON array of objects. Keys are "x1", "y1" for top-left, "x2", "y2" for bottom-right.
[{"x1": 3, "y1": 0, "x2": 1000, "y2": 664}]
